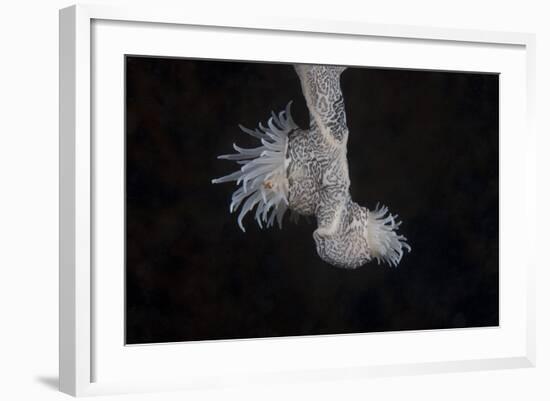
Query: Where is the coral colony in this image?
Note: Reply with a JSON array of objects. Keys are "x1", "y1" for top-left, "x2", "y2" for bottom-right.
[{"x1": 213, "y1": 65, "x2": 410, "y2": 269}]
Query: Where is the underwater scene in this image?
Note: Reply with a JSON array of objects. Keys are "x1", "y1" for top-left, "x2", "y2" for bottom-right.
[{"x1": 125, "y1": 56, "x2": 499, "y2": 344}]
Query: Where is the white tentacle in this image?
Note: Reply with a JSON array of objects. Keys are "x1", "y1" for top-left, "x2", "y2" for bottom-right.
[{"x1": 212, "y1": 101, "x2": 296, "y2": 232}]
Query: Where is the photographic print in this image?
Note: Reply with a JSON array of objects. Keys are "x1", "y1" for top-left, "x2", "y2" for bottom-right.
[{"x1": 125, "y1": 56, "x2": 499, "y2": 344}]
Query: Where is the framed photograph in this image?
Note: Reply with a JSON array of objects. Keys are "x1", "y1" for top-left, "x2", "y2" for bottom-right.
[{"x1": 59, "y1": 4, "x2": 536, "y2": 396}]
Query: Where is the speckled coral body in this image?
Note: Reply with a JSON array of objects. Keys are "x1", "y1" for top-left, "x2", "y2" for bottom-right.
[{"x1": 213, "y1": 64, "x2": 410, "y2": 269}]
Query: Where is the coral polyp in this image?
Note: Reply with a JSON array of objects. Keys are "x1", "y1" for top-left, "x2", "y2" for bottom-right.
[{"x1": 212, "y1": 102, "x2": 296, "y2": 231}]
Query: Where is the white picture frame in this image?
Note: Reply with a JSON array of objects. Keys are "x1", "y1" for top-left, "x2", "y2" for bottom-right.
[{"x1": 59, "y1": 3, "x2": 536, "y2": 397}]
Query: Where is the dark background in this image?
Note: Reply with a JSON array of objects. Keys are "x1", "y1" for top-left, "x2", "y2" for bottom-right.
[{"x1": 125, "y1": 56, "x2": 499, "y2": 344}]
